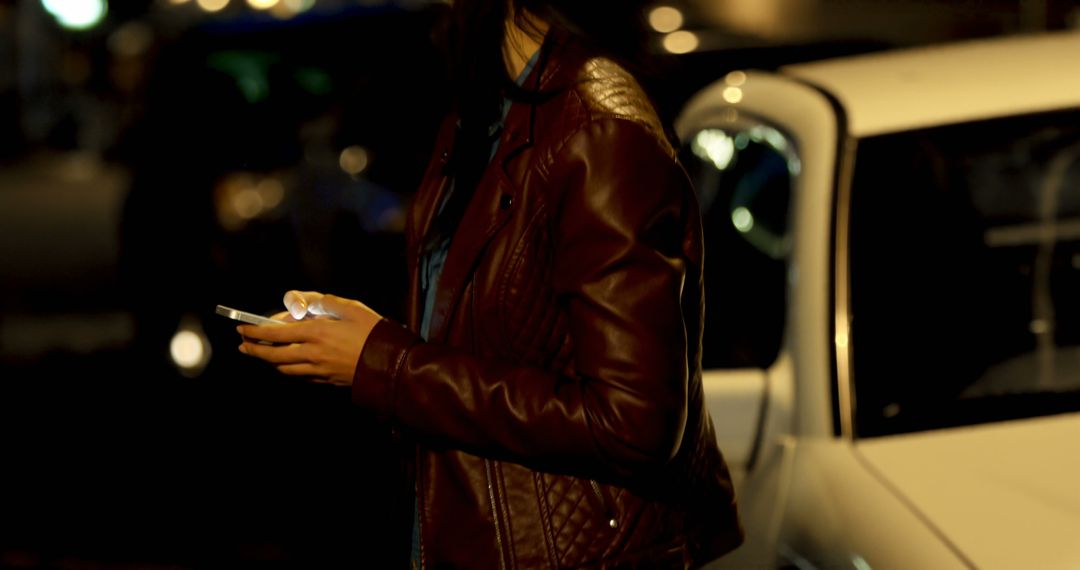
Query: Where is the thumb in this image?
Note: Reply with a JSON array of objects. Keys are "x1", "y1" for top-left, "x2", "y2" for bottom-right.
[{"x1": 283, "y1": 290, "x2": 323, "y2": 320}]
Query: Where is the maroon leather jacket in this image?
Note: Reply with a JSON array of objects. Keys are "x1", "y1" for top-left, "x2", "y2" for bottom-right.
[{"x1": 353, "y1": 39, "x2": 743, "y2": 569}]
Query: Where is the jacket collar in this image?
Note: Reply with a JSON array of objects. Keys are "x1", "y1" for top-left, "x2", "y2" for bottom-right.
[{"x1": 409, "y1": 36, "x2": 588, "y2": 342}]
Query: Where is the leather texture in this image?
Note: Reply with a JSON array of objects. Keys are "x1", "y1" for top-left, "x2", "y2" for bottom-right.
[{"x1": 353, "y1": 37, "x2": 743, "y2": 569}]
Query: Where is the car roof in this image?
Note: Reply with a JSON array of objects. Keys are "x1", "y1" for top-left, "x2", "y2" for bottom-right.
[{"x1": 780, "y1": 31, "x2": 1080, "y2": 138}]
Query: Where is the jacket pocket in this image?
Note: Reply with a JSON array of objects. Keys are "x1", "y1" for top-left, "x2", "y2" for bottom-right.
[{"x1": 540, "y1": 474, "x2": 622, "y2": 568}]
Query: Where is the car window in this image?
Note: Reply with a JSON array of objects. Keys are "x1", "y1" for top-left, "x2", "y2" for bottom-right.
[
  {"x1": 849, "y1": 108, "x2": 1080, "y2": 437},
  {"x1": 680, "y1": 122, "x2": 798, "y2": 369}
]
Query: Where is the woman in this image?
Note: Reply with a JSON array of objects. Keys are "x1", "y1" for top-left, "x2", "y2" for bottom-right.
[{"x1": 237, "y1": 0, "x2": 743, "y2": 567}]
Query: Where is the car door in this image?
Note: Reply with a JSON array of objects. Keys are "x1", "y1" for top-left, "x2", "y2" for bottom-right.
[{"x1": 675, "y1": 70, "x2": 859, "y2": 567}]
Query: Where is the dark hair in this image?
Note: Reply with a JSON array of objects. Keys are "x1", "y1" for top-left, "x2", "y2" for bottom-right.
[
  {"x1": 423, "y1": 0, "x2": 657, "y2": 254},
  {"x1": 442, "y1": 0, "x2": 653, "y2": 128}
]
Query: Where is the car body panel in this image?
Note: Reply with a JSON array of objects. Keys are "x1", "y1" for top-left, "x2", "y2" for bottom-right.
[
  {"x1": 856, "y1": 414, "x2": 1080, "y2": 569},
  {"x1": 709, "y1": 435, "x2": 971, "y2": 569},
  {"x1": 680, "y1": 29, "x2": 1080, "y2": 569},
  {"x1": 783, "y1": 31, "x2": 1080, "y2": 137},
  {"x1": 702, "y1": 368, "x2": 768, "y2": 473}
]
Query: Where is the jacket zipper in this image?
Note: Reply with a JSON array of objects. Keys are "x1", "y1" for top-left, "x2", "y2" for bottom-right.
[
  {"x1": 589, "y1": 480, "x2": 618, "y2": 530},
  {"x1": 484, "y1": 459, "x2": 509, "y2": 570}
]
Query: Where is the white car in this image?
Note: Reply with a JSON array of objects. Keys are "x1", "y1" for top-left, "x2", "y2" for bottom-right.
[{"x1": 678, "y1": 31, "x2": 1080, "y2": 569}]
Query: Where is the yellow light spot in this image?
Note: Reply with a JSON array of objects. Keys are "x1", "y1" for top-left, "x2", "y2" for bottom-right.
[
  {"x1": 257, "y1": 178, "x2": 285, "y2": 209},
  {"x1": 662, "y1": 31, "x2": 699, "y2": 54},
  {"x1": 648, "y1": 6, "x2": 684, "y2": 33},
  {"x1": 197, "y1": 0, "x2": 229, "y2": 12},
  {"x1": 722, "y1": 86, "x2": 743, "y2": 104},
  {"x1": 232, "y1": 187, "x2": 263, "y2": 220},
  {"x1": 339, "y1": 145, "x2": 370, "y2": 176},
  {"x1": 724, "y1": 70, "x2": 747, "y2": 86}
]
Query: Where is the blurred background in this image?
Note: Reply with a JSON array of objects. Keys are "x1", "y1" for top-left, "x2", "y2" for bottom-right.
[{"x1": 0, "y1": 0, "x2": 1077, "y2": 568}]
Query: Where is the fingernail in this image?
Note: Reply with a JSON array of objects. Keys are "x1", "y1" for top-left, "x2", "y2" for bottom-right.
[{"x1": 238, "y1": 344, "x2": 247, "y2": 354}]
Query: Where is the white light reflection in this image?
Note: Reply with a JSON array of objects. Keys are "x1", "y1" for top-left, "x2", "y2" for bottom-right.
[
  {"x1": 662, "y1": 31, "x2": 698, "y2": 54},
  {"x1": 732, "y1": 207, "x2": 754, "y2": 233},
  {"x1": 648, "y1": 6, "x2": 684, "y2": 33},
  {"x1": 691, "y1": 129, "x2": 735, "y2": 171},
  {"x1": 170, "y1": 318, "x2": 211, "y2": 377},
  {"x1": 788, "y1": 156, "x2": 802, "y2": 176},
  {"x1": 747, "y1": 125, "x2": 790, "y2": 154},
  {"x1": 764, "y1": 128, "x2": 788, "y2": 152},
  {"x1": 247, "y1": 0, "x2": 278, "y2": 9},
  {"x1": 170, "y1": 331, "x2": 204, "y2": 369},
  {"x1": 42, "y1": 0, "x2": 107, "y2": 30}
]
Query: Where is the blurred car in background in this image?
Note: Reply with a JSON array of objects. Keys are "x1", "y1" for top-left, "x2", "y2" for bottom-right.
[{"x1": 678, "y1": 31, "x2": 1080, "y2": 569}]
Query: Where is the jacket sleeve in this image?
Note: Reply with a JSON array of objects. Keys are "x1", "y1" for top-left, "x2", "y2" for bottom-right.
[{"x1": 353, "y1": 118, "x2": 694, "y2": 479}]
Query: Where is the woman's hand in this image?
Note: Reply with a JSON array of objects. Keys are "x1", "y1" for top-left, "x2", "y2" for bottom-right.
[{"x1": 237, "y1": 291, "x2": 383, "y2": 387}]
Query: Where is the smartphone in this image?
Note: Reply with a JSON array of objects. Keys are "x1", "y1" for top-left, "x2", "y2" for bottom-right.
[{"x1": 215, "y1": 305, "x2": 286, "y2": 326}]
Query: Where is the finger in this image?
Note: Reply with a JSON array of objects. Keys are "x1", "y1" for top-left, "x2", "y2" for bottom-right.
[
  {"x1": 283, "y1": 290, "x2": 324, "y2": 320},
  {"x1": 239, "y1": 340, "x2": 308, "y2": 364},
  {"x1": 236, "y1": 321, "x2": 313, "y2": 344},
  {"x1": 276, "y1": 363, "x2": 327, "y2": 378},
  {"x1": 312, "y1": 294, "x2": 371, "y2": 321},
  {"x1": 270, "y1": 311, "x2": 298, "y2": 323},
  {"x1": 283, "y1": 290, "x2": 308, "y2": 319}
]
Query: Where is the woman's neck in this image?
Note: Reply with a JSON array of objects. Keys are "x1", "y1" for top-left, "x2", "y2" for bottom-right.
[{"x1": 503, "y1": 11, "x2": 548, "y2": 79}]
